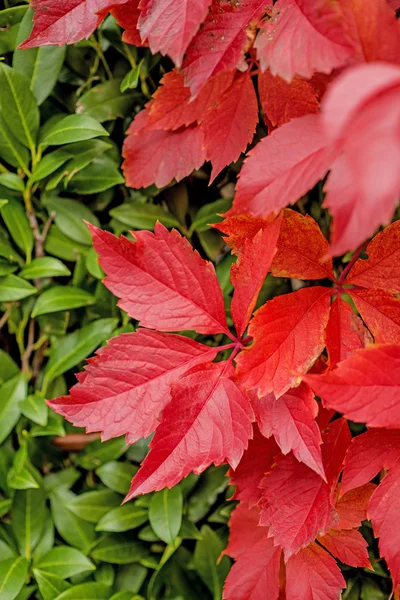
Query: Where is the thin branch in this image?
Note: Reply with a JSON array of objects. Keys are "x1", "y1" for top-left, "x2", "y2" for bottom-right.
[
  {"x1": 21, "y1": 319, "x2": 35, "y2": 375},
  {"x1": 0, "y1": 309, "x2": 10, "y2": 331}
]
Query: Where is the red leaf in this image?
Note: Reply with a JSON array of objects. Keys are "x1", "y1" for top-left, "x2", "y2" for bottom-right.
[
  {"x1": 305, "y1": 345, "x2": 400, "y2": 428},
  {"x1": 286, "y1": 543, "x2": 345, "y2": 600},
  {"x1": 318, "y1": 529, "x2": 371, "y2": 568},
  {"x1": 341, "y1": 429, "x2": 400, "y2": 494},
  {"x1": 271, "y1": 209, "x2": 334, "y2": 281},
  {"x1": 326, "y1": 297, "x2": 372, "y2": 368},
  {"x1": 252, "y1": 383, "x2": 325, "y2": 479},
  {"x1": 122, "y1": 115, "x2": 206, "y2": 189},
  {"x1": 322, "y1": 63, "x2": 400, "y2": 255},
  {"x1": 259, "y1": 418, "x2": 350, "y2": 556},
  {"x1": 229, "y1": 427, "x2": 280, "y2": 506},
  {"x1": 230, "y1": 114, "x2": 332, "y2": 217},
  {"x1": 146, "y1": 70, "x2": 234, "y2": 131},
  {"x1": 183, "y1": 0, "x2": 268, "y2": 97},
  {"x1": 335, "y1": 483, "x2": 376, "y2": 529},
  {"x1": 346, "y1": 221, "x2": 400, "y2": 293},
  {"x1": 48, "y1": 329, "x2": 218, "y2": 444},
  {"x1": 368, "y1": 460, "x2": 400, "y2": 590},
  {"x1": 349, "y1": 289, "x2": 400, "y2": 344},
  {"x1": 231, "y1": 216, "x2": 281, "y2": 337},
  {"x1": 237, "y1": 287, "x2": 331, "y2": 398},
  {"x1": 19, "y1": 0, "x2": 128, "y2": 48},
  {"x1": 89, "y1": 223, "x2": 229, "y2": 335},
  {"x1": 258, "y1": 70, "x2": 319, "y2": 128},
  {"x1": 137, "y1": 0, "x2": 211, "y2": 67},
  {"x1": 203, "y1": 72, "x2": 259, "y2": 181},
  {"x1": 225, "y1": 502, "x2": 268, "y2": 560},
  {"x1": 111, "y1": 0, "x2": 145, "y2": 46},
  {"x1": 214, "y1": 214, "x2": 277, "y2": 254},
  {"x1": 255, "y1": 0, "x2": 353, "y2": 82},
  {"x1": 125, "y1": 361, "x2": 254, "y2": 498}
]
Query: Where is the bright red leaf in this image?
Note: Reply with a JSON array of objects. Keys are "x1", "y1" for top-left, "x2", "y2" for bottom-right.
[
  {"x1": 111, "y1": 0, "x2": 144, "y2": 47},
  {"x1": 285, "y1": 543, "x2": 346, "y2": 600},
  {"x1": 88, "y1": 223, "x2": 229, "y2": 335},
  {"x1": 48, "y1": 329, "x2": 218, "y2": 444},
  {"x1": 306, "y1": 345, "x2": 400, "y2": 429},
  {"x1": 318, "y1": 529, "x2": 371, "y2": 568},
  {"x1": 214, "y1": 214, "x2": 277, "y2": 254},
  {"x1": 125, "y1": 361, "x2": 254, "y2": 498},
  {"x1": 349, "y1": 289, "x2": 400, "y2": 344},
  {"x1": 252, "y1": 383, "x2": 325, "y2": 478},
  {"x1": 258, "y1": 70, "x2": 319, "y2": 128},
  {"x1": 203, "y1": 72, "x2": 259, "y2": 181},
  {"x1": 237, "y1": 286, "x2": 331, "y2": 398},
  {"x1": 325, "y1": 297, "x2": 371, "y2": 368},
  {"x1": 137, "y1": 0, "x2": 211, "y2": 67},
  {"x1": 19, "y1": 0, "x2": 128, "y2": 48},
  {"x1": 230, "y1": 216, "x2": 281, "y2": 337},
  {"x1": 255, "y1": 0, "x2": 353, "y2": 81}
]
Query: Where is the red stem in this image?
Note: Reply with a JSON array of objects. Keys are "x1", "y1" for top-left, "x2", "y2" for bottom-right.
[{"x1": 338, "y1": 243, "x2": 365, "y2": 287}]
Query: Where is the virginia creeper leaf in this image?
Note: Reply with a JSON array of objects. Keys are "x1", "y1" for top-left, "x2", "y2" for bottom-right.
[
  {"x1": 349, "y1": 289, "x2": 400, "y2": 344},
  {"x1": 111, "y1": 0, "x2": 143, "y2": 47},
  {"x1": 325, "y1": 297, "x2": 371, "y2": 367},
  {"x1": 335, "y1": 483, "x2": 376, "y2": 530},
  {"x1": 318, "y1": 529, "x2": 371, "y2": 568},
  {"x1": 214, "y1": 214, "x2": 276, "y2": 254}
]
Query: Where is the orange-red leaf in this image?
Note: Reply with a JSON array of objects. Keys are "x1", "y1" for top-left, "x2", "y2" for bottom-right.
[
  {"x1": 237, "y1": 287, "x2": 331, "y2": 398},
  {"x1": 214, "y1": 214, "x2": 277, "y2": 254},
  {"x1": 349, "y1": 289, "x2": 400, "y2": 344},
  {"x1": 326, "y1": 297, "x2": 372, "y2": 367},
  {"x1": 318, "y1": 529, "x2": 371, "y2": 568},
  {"x1": 335, "y1": 483, "x2": 376, "y2": 529},
  {"x1": 111, "y1": 0, "x2": 143, "y2": 47}
]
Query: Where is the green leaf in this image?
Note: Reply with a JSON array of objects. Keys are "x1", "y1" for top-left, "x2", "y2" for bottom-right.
[
  {"x1": 0, "y1": 261, "x2": 17, "y2": 277},
  {"x1": 0, "y1": 113, "x2": 30, "y2": 173},
  {"x1": 0, "y1": 499, "x2": 12, "y2": 519},
  {"x1": 44, "y1": 225, "x2": 89, "y2": 262},
  {"x1": 59, "y1": 140, "x2": 112, "y2": 185},
  {"x1": 0, "y1": 556, "x2": 29, "y2": 600},
  {"x1": 32, "y1": 510, "x2": 54, "y2": 562},
  {"x1": 110, "y1": 200, "x2": 180, "y2": 230},
  {"x1": 0, "y1": 238, "x2": 22, "y2": 265},
  {"x1": 20, "y1": 393, "x2": 48, "y2": 426},
  {"x1": 50, "y1": 493, "x2": 96, "y2": 553},
  {"x1": 193, "y1": 526, "x2": 230, "y2": 600},
  {"x1": 76, "y1": 79, "x2": 137, "y2": 122},
  {"x1": 7, "y1": 443, "x2": 40, "y2": 490},
  {"x1": 34, "y1": 546, "x2": 95, "y2": 579},
  {"x1": 0, "y1": 350, "x2": 19, "y2": 384},
  {"x1": 33, "y1": 569, "x2": 70, "y2": 600},
  {"x1": 0, "y1": 6, "x2": 28, "y2": 55},
  {"x1": 178, "y1": 517, "x2": 202, "y2": 540},
  {"x1": 0, "y1": 174, "x2": 24, "y2": 192},
  {"x1": 187, "y1": 466, "x2": 229, "y2": 522},
  {"x1": 44, "y1": 317, "x2": 118, "y2": 381},
  {"x1": 109, "y1": 592, "x2": 136, "y2": 600},
  {"x1": 29, "y1": 149, "x2": 73, "y2": 185},
  {"x1": 0, "y1": 374, "x2": 26, "y2": 445},
  {"x1": 149, "y1": 487, "x2": 183, "y2": 546},
  {"x1": 68, "y1": 156, "x2": 124, "y2": 194},
  {"x1": 1, "y1": 198, "x2": 34, "y2": 262},
  {"x1": 13, "y1": 8, "x2": 66, "y2": 106},
  {"x1": 96, "y1": 462, "x2": 138, "y2": 495},
  {"x1": 11, "y1": 487, "x2": 46, "y2": 558},
  {"x1": 44, "y1": 468, "x2": 80, "y2": 495},
  {"x1": 114, "y1": 564, "x2": 147, "y2": 594},
  {"x1": 90, "y1": 535, "x2": 148, "y2": 565},
  {"x1": 120, "y1": 60, "x2": 145, "y2": 93},
  {"x1": 190, "y1": 198, "x2": 232, "y2": 233},
  {"x1": 53, "y1": 582, "x2": 111, "y2": 600},
  {"x1": 19, "y1": 257, "x2": 71, "y2": 280},
  {"x1": 31, "y1": 286, "x2": 95, "y2": 317},
  {"x1": 86, "y1": 247, "x2": 104, "y2": 280},
  {"x1": 96, "y1": 504, "x2": 148, "y2": 533},
  {"x1": 42, "y1": 196, "x2": 99, "y2": 245},
  {"x1": 0, "y1": 63, "x2": 39, "y2": 151},
  {"x1": 40, "y1": 115, "x2": 108, "y2": 147},
  {"x1": 75, "y1": 437, "x2": 128, "y2": 471},
  {"x1": 66, "y1": 490, "x2": 121, "y2": 523}
]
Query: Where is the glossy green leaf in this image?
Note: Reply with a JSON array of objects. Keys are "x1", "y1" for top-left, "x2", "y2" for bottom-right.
[
  {"x1": 96, "y1": 504, "x2": 148, "y2": 533},
  {"x1": 60, "y1": 140, "x2": 112, "y2": 184},
  {"x1": 44, "y1": 225, "x2": 89, "y2": 262},
  {"x1": 20, "y1": 393, "x2": 48, "y2": 426},
  {"x1": 44, "y1": 317, "x2": 117, "y2": 381},
  {"x1": 50, "y1": 493, "x2": 96, "y2": 553},
  {"x1": 42, "y1": 196, "x2": 99, "y2": 245},
  {"x1": 0, "y1": 350, "x2": 19, "y2": 384},
  {"x1": 66, "y1": 490, "x2": 121, "y2": 523},
  {"x1": 31, "y1": 286, "x2": 95, "y2": 317},
  {"x1": 120, "y1": 60, "x2": 144, "y2": 92},
  {"x1": 11, "y1": 487, "x2": 46, "y2": 558},
  {"x1": 90, "y1": 535, "x2": 148, "y2": 565},
  {"x1": 114, "y1": 564, "x2": 148, "y2": 594},
  {"x1": 110, "y1": 200, "x2": 180, "y2": 230},
  {"x1": 1, "y1": 199, "x2": 34, "y2": 262},
  {"x1": 190, "y1": 198, "x2": 232, "y2": 233},
  {"x1": 76, "y1": 79, "x2": 137, "y2": 122},
  {"x1": 75, "y1": 437, "x2": 128, "y2": 471},
  {"x1": 0, "y1": 499, "x2": 12, "y2": 519},
  {"x1": 178, "y1": 517, "x2": 202, "y2": 540},
  {"x1": 13, "y1": 8, "x2": 66, "y2": 105},
  {"x1": 149, "y1": 487, "x2": 183, "y2": 546},
  {"x1": 19, "y1": 257, "x2": 71, "y2": 280},
  {"x1": 95, "y1": 462, "x2": 138, "y2": 496},
  {"x1": 29, "y1": 150, "x2": 73, "y2": 185},
  {"x1": 40, "y1": 115, "x2": 108, "y2": 147},
  {"x1": 0, "y1": 6, "x2": 28, "y2": 54},
  {"x1": 0, "y1": 374, "x2": 26, "y2": 445},
  {"x1": 33, "y1": 569, "x2": 70, "y2": 600},
  {"x1": 86, "y1": 246, "x2": 104, "y2": 279},
  {"x1": 68, "y1": 156, "x2": 124, "y2": 194},
  {"x1": 34, "y1": 546, "x2": 95, "y2": 579},
  {"x1": 0, "y1": 113, "x2": 30, "y2": 173},
  {"x1": 7, "y1": 443, "x2": 40, "y2": 490},
  {"x1": 193, "y1": 526, "x2": 230, "y2": 600},
  {"x1": 54, "y1": 582, "x2": 111, "y2": 600},
  {"x1": 0, "y1": 174, "x2": 24, "y2": 192},
  {"x1": 0, "y1": 556, "x2": 29, "y2": 600}
]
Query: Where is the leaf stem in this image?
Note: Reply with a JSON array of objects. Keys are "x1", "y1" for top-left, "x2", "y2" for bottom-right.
[{"x1": 338, "y1": 243, "x2": 365, "y2": 286}]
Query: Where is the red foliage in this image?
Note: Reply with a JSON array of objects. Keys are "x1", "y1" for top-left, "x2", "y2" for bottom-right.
[{"x1": 27, "y1": 0, "x2": 400, "y2": 594}]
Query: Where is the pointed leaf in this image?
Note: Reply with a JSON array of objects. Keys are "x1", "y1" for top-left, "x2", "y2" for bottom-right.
[
  {"x1": 90, "y1": 223, "x2": 228, "y2": 334},
  {"x1": 0, "y1": 556, "x2": 29, "y2": 600},
  {"x1": 35, "y1": 546, "x2": 95, "y2": 579},
  {"x1": 126, "y1": 361, "x2": 253, "y2": 498},
  {"x1": 96, "y1": 503, "x2": 148, "y2": 533},
  {"x1": 31, "y1": 286, "x2": 95, "y2": 317},
  {"x1": 318, "y1": 529, "x2": 370, "y2": 568},
  {"x1": 326, "y1": 297, "x2": 372, "y2": 368},
  {"x1": 33, "y1": 569, "x2": 70, "y2": 600},
  {"x1": 237, "y1": 286, "x2": 331, "y2": 397},
  {"x1": 335, "y1": 483, "x2": 376, "y2": 530},
  {"x1": 349, "y1": 289, "x2": 400, "y2": 344},
  {"x1": 149, "y1": 487, "x2": 182, "y2": 545}
]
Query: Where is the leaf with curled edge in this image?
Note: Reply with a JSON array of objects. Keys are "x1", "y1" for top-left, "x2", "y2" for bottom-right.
[
  {"x1": 48, "y1": 329, "x2": 219, "y2": 444},
  {"x1": 88, "y1": 222, "x2": 229, "y2": 336},
  {"x1": 125, "y1": 361, "x2": 254, "y2": 499}
]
